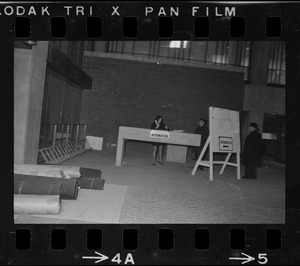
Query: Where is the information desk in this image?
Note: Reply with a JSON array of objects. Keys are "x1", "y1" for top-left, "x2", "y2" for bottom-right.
[
  {"x1": 166, "y1": 145, "x2": 188, "y2": 163},
  {"x1": 116, "y1": 126, "x2": 201, "y2": 166}
]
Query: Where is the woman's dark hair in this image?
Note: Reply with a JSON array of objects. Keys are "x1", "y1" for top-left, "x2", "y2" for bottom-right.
[
  {"x1": 199, "y1": 118, "x2": 207, "y2": 124},
  {"x1": 155, "y1": 115, "x2": 163, "y2": 122}
]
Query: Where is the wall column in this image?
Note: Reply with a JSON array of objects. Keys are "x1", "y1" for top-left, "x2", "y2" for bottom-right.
[
  {"x1": 14, "y1": 42, "x2": 49, "y2": 163},
  {"x1": 248, "y1": 42, "x2": 271, "y2": 86},
  {"x1": 242, "y1": 42, "x2": 272, "y2": 133}
]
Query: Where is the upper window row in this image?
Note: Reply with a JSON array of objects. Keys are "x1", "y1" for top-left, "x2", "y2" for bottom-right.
[{"x1": 51, "y1": 40, "x2": 286, "y2": 86}]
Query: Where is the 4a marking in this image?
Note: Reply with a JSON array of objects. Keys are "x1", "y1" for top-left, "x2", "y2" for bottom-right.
[{"x1": 82, "y1": 252, "x2": 135, "y2": 264}]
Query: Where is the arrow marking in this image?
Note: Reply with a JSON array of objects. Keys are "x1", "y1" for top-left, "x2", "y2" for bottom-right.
[
  {"x1": 229, "y1": 252, "x2": 255, "y2": 264},
  {"x1": 82, "y1": 251, "x2": 109, "y2": 263}
]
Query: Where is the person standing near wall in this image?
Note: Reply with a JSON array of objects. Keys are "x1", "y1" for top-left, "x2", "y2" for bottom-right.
[
  {"x1": 242, "y1": 122, "x2": 263, "y2": 179},
  {"x1": 192, "y1": 118, "x2": 209, "y2": 170},
  {"x1": 151, "y1": 115, "x2": 169, "y2": 166}
]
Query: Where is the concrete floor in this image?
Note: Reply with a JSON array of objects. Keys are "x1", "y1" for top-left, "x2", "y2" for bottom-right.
[{"x1": 60, "y1": 142, "x2": 285, "y2": 224}]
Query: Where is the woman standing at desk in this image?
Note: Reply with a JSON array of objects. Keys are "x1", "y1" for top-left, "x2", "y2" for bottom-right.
[{"x1": 151, "y1": 115, "x2": 169, "y2": 166}]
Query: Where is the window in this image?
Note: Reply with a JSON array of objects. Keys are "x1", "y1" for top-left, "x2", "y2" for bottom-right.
[
  {"x1": 87, "y1": 41, "x2": 251, "y2": 81},
  {"x1": 268, "y1": 42, "x2": 285, "y2": 85}
]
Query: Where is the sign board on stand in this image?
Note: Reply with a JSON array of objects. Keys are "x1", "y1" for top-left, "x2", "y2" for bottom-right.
[{"x1": 191, "y1": 107, "x2": 241, "y2": 181}]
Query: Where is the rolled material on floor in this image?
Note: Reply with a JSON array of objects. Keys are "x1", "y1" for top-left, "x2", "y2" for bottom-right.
[
  {"x1": 14, "y1": 167, "x2": 65, "y2": 178},
  {"x1": 14, "y1": 174, "x2": 79, "y2": 200},
  {"x1": 14, "y1": 164, "x2": 102, "y2": 179},
  {"x1": 14, "y1": 180, "x2": 63, "y2": 196},
  {"x1": 14, "y1": 194, "x2": 62, "y2": 214},
  {"x1": 14, "y1": 164, "x2": 75, "y2": 178},
  {"x1": 79, "y1": 167, "x2": 102, "y2": 179},
  {"x1": 73, "y1": 177, "x2": 105, "y2": 190}
]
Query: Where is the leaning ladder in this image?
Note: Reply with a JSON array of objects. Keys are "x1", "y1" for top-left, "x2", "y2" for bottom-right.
[{"x1": 38, "y1": 139, "x2": 92, "y2": 164}]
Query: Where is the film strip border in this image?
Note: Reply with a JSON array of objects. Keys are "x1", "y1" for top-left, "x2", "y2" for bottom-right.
[
  {"x1": 15, "y1": 15, "x2": 282, "y2": 39},
  {"x1": 2, "y1": 1, "x2": 300, "y2": 265},
  {"x1": 0, "y1": 2, "x2": 299, "y2": 40},
  {"x1": 15, "y1": 227, "x2": 282, "y2": 250},
  {"x1": 6, "y1": 225, "x2": 291, "y2": 264}
]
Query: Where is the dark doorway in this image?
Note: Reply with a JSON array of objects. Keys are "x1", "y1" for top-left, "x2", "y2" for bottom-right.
[{"x1": 262, "y1": 113, "x2": 285, "y2": 163}]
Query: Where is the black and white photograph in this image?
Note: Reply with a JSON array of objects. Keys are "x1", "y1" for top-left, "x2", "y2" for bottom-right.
[{"x1": 13, "y1": 40, "x2": 285, "y2": 224}]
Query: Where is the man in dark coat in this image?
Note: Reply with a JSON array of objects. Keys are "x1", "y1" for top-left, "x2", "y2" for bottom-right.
[
  {"x1": 242, "y1": 122, "x2": 263, "y2": 179},
  {"x1": 192, "y1": 118, "x2": 209, "y2": 169}
]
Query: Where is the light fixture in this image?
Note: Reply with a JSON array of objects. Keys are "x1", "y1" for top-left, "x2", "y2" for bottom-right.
[
  {"x1": 24, "y1": 40, "x2": 37, "y2": 46},
  {"x1": 169, "y1": 41, "x2": 188, "y2": 48}
]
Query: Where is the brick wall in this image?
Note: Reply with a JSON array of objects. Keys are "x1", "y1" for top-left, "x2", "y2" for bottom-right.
[{"x1": 80, "y1": 56, "x2": 244, "y2": 146}]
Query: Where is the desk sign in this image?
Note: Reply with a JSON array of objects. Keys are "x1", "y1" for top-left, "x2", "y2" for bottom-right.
[
  {"x1": 150, "y1": 130, "x2": 170, "y2": 139},
  {"x1": 219, "y1": 136, "x2": 233, "y2": 151}
]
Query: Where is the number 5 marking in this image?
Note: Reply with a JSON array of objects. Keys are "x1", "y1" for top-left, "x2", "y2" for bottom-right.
[{"x1": 258, "y1": 253, "x2": 268, "y2": 264}]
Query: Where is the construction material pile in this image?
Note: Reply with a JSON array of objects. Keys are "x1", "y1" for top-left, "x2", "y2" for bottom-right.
[{"x1": 14, "y1": 164, "x2": 105, "y2": 215}]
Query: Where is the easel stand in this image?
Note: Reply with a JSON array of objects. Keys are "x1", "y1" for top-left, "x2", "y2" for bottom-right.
[{"x1": 191, "y1": 136, "x2": 241, "y2": 181}]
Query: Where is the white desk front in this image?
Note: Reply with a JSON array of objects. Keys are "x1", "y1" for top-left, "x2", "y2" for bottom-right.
[{"x1": 115, "y1": 126, "x2": 201, "y2": 166}]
